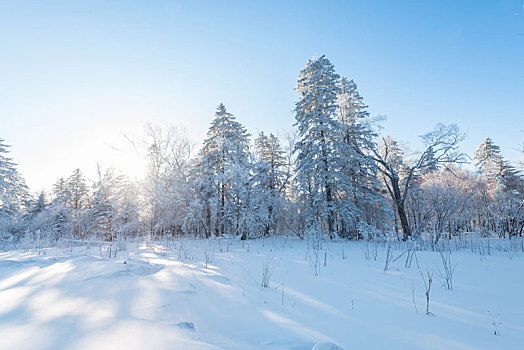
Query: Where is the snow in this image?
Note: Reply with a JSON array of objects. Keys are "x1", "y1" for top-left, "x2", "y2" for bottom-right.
[{"x1": 1, "y1": 237, "x2": 523, "y2": 349}]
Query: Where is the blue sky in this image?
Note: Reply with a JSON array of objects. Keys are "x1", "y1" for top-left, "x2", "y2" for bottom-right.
[{"x1": 1, "y1": 0, "x2": 523, "y2": 191}]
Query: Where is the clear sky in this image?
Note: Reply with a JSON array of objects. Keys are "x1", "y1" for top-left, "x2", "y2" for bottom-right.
[{"x1": 1, "y1": 0, "x2": 523, "y2": 192}]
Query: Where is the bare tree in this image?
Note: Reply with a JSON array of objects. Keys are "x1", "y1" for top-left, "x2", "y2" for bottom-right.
[
  {"x1": 141, "y1": 124, "x2": 194, "y2": 237},
  {"x1": 370, "y1": 124, "x2": 466, "y2": 240},
  {"x1": 421, "y1": 168, "x2": 472, "y2": 243}
]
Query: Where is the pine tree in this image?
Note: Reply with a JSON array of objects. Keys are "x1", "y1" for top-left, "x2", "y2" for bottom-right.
[
  {"x1": 30, "y1": 192, "x2": 47, "y2": 215},
  {"x1": 196, "y1": 103, "x2": 250, "y2": 237},
  {"x1": 90, "y1": 167, "x2": 117, "y2": 241},
  {"x1": 336, "y1": 77, "x2": 385, "y2": 237},
  {"x1": 53, "y1": 177, "x2": 70, "y2": 205},
  {"x1": 62, "y1": 168, "x2": 89, "y2": 238},
  {"x1": 0, "y1": 139, "x2": 29, "y2": 234},
  {"x1": 254, "y1": 132, "x2": 288, "y2": 236},
  {"x1": 293, "y1": 56, "x2": 342, "y2": 238},
  {"x1": 112, "y1": 179, "x2": 141, "y2": 239},
  {"x1": 66, "y1": 168, "x2": 88, "y2": 210},
  {"x1": 474, "y1": 137, "x2": 521, "y2": 192}
]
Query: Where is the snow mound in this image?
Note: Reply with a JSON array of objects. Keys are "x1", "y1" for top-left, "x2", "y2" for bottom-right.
[
  {"x1": 312, "y1": 342, "x2": 344, "y2": 350},
  {"x1": 126, "y1": 262, "x2": 164, "y2": 276},
  {"x1": 0, "y1": 257, "x2": 66, "y2": 268}
]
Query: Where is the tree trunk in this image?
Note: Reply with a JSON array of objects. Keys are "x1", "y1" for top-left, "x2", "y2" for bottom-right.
[
  {"x1": 391, "y1": 177, "x2": 411, "y2": 240},
  {"x1": 326, "y1": 185, "x2": 335, "y2": 238}
]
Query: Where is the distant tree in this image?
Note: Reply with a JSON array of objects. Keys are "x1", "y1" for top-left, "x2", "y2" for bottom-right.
[
  {"x1": 66, "y1": 168, "x2": 88, "y2": 210},
  {"x1": 52, "y1": 177, "x2": 70, "y2": 205},
  {"x1": 473, "y1": 138, "x2": 524, "y2": 237},
  {"x1": 62, "y1": 168, "x2": 89, "y2": 238},
  {"x1": 90, "y1": 166, "x2": 116, "y2": 241},
  {"x1": 0, "y1": 138, "x2": 29, "y2": 241},
  {"x1": 112, "y1": 179, "x2": 142, "y2": 239},
  {"x1": 30, "y1": 191, "x2": 47, "y2": 215},
  {"x1": 474, "y1": 137, "x2": 521, "y2": 192},
  {"x1": 420, "y1": 168, "x2": 472, "y2": 243}
]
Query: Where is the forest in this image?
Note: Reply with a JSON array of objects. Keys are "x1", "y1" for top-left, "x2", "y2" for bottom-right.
[{"x1": 1, "y1": 56, "x2": 523, "y2": 250}]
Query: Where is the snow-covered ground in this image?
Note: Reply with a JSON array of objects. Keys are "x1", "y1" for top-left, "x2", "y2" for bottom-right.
[{"x1": 1, "y1": 237, "x2": 523, "y2": 350}]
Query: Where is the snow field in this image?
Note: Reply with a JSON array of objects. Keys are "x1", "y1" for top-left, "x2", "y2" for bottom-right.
[{"x1": 0, "y1": 237, "x2": 523, "y2": 349}]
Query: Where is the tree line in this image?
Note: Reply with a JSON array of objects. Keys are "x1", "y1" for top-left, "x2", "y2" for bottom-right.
[{"x1": 1, "y1": 56, "x2": 523, "y2": 246}]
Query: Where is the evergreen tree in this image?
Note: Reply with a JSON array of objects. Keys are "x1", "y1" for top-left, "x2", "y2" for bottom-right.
[
  {"x1": 337, "y1": 77, "x2": 385, "y2": 237},
  {"x1": 196, "y1": 103, "x2": 250, "y2": 237},
  {"x1": 24, "y1": 191, "x2": 48, "y2": 224},
  {"x1": 66, "y1": 168, "x2": 88, "y2": 209},
  {"x1": 90, "y1": 167, "x2": 117, "y2": 241},
  {"x1": 0, "y1": 138, "x2": 29, "y2": 239},
  {"x1": 53, "y1": 177, "x2": 70, "y2": 205},
  {"x1": 293, "y1": 56, "x2": 342, "y2": 238},
  {"x1": 254, "y1": 132, "x2": 288, "y2": 236},
  {"x1": 474, "y1": 137, "x2": 521, "y2": 192},
  {"x1": 63, "y1": 168, "x2": 89, "y2": 238},
  {"x1": 112, "y1": 179, "x2": 142, "y2": 239}
]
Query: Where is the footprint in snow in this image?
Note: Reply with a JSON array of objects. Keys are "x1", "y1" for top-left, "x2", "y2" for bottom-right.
[
  {"x1": 173, "y1": 321, "x2": 196, "y2": 332},
  {"x1": 206, "y1": 274, "x2": 232, "y2": 285}
]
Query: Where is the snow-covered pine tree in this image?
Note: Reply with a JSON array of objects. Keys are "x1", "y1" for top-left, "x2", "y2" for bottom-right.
[
  {"x1": 293, "y1": 56, "x2": 342, "y2": 238},
  {"x1": 53, "y1": 177, "x2": 70, "y2": 205},
  {"x1": 90, "y1": 167, "x2": 117, "y2": 241},
  {"x1": 31, "y1": 192, "x2": 47, "y2": 215},
  {"x1": 45, "y1": 176, "x2": 74, "y2": 240},
  {"x1": 65, "y1": 168, "x2": 89, "y2": 238},
  {"x1": 112, "y1": 178, "x2": 142, "y2": 239},
  {"x1": 0, "y1": 138, "x2": 29, "y2": 241},
  {"x1": 474, "y1": 137, "x2": 521, "y2": 192},
  {"x1": 253, "y1": 132, "x2": 288, "y2": 236},
  {"x1": 196, "y1": 103, "x2": 250, "y2": 237},
  {"x1": 67, "y1": 168, "x2": 88, "y2": 210},
  {"x1": 336, "y1": 77, "x2": 385, "y2": 238},
  {"x1": 474, "y1": 137, "x2": 523, "y2": 236},
  {"x1": 21, "y1": 191, "x2": 48, "y2": 234}
]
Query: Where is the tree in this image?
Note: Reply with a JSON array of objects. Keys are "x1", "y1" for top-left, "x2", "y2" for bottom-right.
[
  {"x1": 293, "y1": 55, "x2": 342, "y2": 238},
  {"x1": 193, "y1": 103, "x2": 250, "y2": 237},
  {"x1": 371, "y1": 124, "x2": 466, "y2": 240},
  {"x1": 64, "y1": 168, "x2": 89, "y2": 238},
  {"x1": 337, "y1": 77, "x2": 386, "y2": 238},
  {"x1": 87, "y1": 166, "x2": 142, "y2": 241},
  {"x1": 112, "y1": 179, "x2": 142, "y2": 239},
  {"x1": 90, "y1": 166, "x2": 116, "y2": 241},
  {"x1": 420, "y1": 168, "x2": 472, "y2": 243},
  {"x1": 474, "y1": 137, "x2": 503, "y2": 177},
  {"x1": 31, "y1": 192, "x2": 47, "y2": 215},
  {"x1": 53, "y1": 177, "x2": 70, "y2": 205},
  {"x1": 0, "y1": 138, "x2": 29, "y2": 240},
  {"x1": 142, "y1": 124, "x2": 193, "y2": 237},
  {"x1": 474, "y1": 137, "x2": 521, "y2": 192},
  {"x1": 67, "y1": 168, "x2": 88, "y2": 210},
  {"x1": 473, "y1": 138, "x2": 524, "y2": 236},
  {"x1": 253, "y1": 132, "x2": 288, "y2": 236}
]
